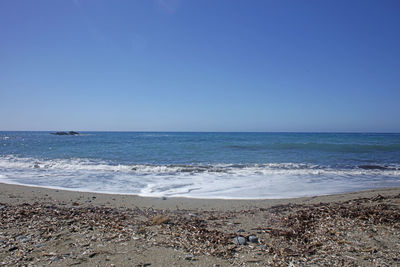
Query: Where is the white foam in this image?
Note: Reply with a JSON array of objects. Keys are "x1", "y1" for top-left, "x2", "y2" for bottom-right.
[{"x1": 0, "y1": 155, "x2": 400, "y2": 199}]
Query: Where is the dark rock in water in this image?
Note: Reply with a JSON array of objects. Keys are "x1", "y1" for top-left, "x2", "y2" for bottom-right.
[
  {"x1": 233, "y1": 236, "x2": 247, "y2": 245},
  {"x1": 248, "y1": 235, "x2": 258, "y2": 243},
  {"x1": 51, "y1": 131, "x2": 80, "y2": 136},
  {"x1": 52, "y1": 131, "x2": 68, "y2": 135},
  {"x1": 358, "y1": 165, "x2": 388, "y2": 170}
]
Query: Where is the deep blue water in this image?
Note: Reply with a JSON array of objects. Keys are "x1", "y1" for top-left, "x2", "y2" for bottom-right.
[{"x1": 1, "y1": 131, "x2": 400, "y2": 199}]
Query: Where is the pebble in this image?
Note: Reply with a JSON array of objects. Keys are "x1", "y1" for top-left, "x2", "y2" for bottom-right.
[
  {"x1": 16, "y1": 235, "x2": 31, "y2": 243},
  {"x1": 185, "y1": 254, "x2": 196, "y2": 261},
  {"x1": 248, "y1": 235, "x2": 258, "y2": 243},
  {"x1": 8, "y1": 246, "x2": 18, "y2": 252},
  {"x1": 51, "y1": 256, "x2": 60, "y2": 262},
  {"x1": 36, "y1": 243, "x2": 46, "y2": 249},
  {"x1": 151, "y1": 215, "x2": 170, "y2": 225},
  {"x1": 188, "y1": 213, "x2": 197, "y2": 217},
  {"x1": 237, "y1": 229, "x2": 245, "y2": 233},
  {"x1": 233, "y1": 236, "x2": 247, "y2": 245},
  {"x1": 88, "y1": 252, "x2": 97, "y2": 258}
]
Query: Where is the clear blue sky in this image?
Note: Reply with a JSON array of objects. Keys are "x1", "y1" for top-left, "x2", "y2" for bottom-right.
[{"x1": 1, "y1": 0, "x2": 399, "y2": 132}]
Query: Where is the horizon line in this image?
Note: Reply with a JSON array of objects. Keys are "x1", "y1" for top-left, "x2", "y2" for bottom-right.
[{"x1": 1, "y1": 130, "x2": 400, "y2": 134}]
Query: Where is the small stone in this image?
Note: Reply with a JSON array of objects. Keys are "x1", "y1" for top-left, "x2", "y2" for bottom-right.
[
  {"x1": 16, "y1": 235, "x2": 30, "y2": 243},
  {"x1": 36, "y1": 243, "x2": 46, "y2": 249},
  {"x1": 51, "y1": 256, "x2": 60, "y2": 262},
  {"x1": 237, "y1": 229, "x2": 245, "y2": 233},
  {"x1": 188, "y1": 213, "x2": 197, "y2": 217},
  {"x1": 151, "y1": 215, "x2": 170, "y2": 225},
  {"x1": 185, "y1": 254, "x2": 196, "y2": 261},
  {"x1": 248, "y1": 235, "x2": 258, "y2": 243},
  {"x1": 9, "y1": 246, "x2": 18, "y2": 252},
  {"x1": 233, "y1": 236, "x2": 247, "y2": 245},
  {"x1": 88, "y1": 252, "x2": 97, "y2": 258}
]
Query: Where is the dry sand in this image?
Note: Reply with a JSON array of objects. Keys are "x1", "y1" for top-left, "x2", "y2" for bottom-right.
[{"x1": 1, "y1": 183, "x2": 399, "y2": 266}]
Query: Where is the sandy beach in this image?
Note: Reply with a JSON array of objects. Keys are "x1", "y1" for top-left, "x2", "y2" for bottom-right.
[{"x1": 0, "y1": 183, "x2": 399, "y2": 266}]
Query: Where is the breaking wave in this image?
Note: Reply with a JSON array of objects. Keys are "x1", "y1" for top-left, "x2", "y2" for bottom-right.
[{"x1": 0, "y1": 155, "x2": 400, "y2": 199}]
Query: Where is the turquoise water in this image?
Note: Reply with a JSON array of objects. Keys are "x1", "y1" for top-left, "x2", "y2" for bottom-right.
[{"x1": 1, "y1": 132, "x2": 400, "y2": 199}]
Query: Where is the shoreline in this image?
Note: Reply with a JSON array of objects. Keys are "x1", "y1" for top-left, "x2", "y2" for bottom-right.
[
  {"x1": 1, "y1": 183, "x2": 400, "y2": 266},
  {"x1": 1, "y1": 182, "x2": 400, "y2": 210}
]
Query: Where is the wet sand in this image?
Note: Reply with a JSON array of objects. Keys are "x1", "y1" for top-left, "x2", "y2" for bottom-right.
[{"x1": 1, "y1": 183, "x2": 400, "y2": 266}]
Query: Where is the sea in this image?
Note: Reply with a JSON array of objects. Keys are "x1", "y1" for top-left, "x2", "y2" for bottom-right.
[{"x1": 1, "y1": 131, "x2": 400, "y2": 199}]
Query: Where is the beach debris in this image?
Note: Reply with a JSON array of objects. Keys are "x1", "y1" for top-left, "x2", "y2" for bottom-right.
[
  {"x1": 370, "y1": 194, "x2": 384, "y2": 201},
  {"x1": 248, "y1": 235, "x2": 258, "y2": 243},
  {"x1": 0, "y1": 192, "x2": 399, "y2": 266},
  {"x1": 233, "y1": 236, "x2": 247, "y2": 245}
]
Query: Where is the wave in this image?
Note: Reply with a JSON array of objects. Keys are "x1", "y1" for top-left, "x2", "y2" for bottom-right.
[
  {"x1": 0, "y1": 155, "x2": 132, "y2": 172},
  {"x1": 0, "y1": 155, "x2": 399, "y2": 176},
  {"x1": 1, "y1": 155, "x2": 400, "y2": 199}
]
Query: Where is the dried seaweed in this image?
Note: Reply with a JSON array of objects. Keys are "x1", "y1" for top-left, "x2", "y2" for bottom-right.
[{"x1": 1, "y1": 194, "x2": 399, "y2": 266}]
